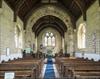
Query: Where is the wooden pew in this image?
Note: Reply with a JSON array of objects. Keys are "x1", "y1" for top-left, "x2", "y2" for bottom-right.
[
  {"x1": 0, "y1": 58, "x2": 43, "y2": 79},
  {"x1": 0, "y1": 63, "x2": 36, "y2": 79},
  {"x1": 0, "y1": 71, "x2": 32, "y2": 79},
  {"x1": 74, "y1": 71, "x2": 100, "y2": 79},
  {"x1": 4, "y1": 58, "x2": 43, "y2": 73},
  {"x1": 55, "y1": 57, "x2": 90, "y2": 75},
  {"x1": 5, "y1": 58, "x2": 43, "y2": 76},
  {"x1": 55, "y1": 57, "x2": 100, "y2": 79},
  {"x1": 69, "y1": 66, "x2": 100, "y2": 79}
]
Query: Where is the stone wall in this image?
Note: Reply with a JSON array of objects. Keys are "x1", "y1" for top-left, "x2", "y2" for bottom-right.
[
  {"x1": 25, "y1": 5, "x2": 73, "y2": 54},
  {"x1": 76, "y1": 0, "x2": 100, "y2": 61},
  {"x1": 1, "y1": 0, "x2": 99, "y2": 62},
  {"x1": 0, "y1": 1, "x2": 24, "y2": 62}
]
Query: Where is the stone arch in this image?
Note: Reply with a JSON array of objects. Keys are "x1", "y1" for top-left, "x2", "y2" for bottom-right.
[
  {"x1": 26, "y1": 5, "x2": 72, "y2": 30},
  {"x1": 32, "y1": 15, "x2": 67, "y2": 37},
  {"x1": 25, "y1": 5, "x2": 74, "y2": 50}
]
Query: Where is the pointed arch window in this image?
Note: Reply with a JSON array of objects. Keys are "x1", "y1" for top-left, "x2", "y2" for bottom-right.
[
  {"x1": 78, "y1": 23, "x2": 86, "y2": 48},
  {"x1": 44, "y1": 32, "x2": 55, "y2": 47}
]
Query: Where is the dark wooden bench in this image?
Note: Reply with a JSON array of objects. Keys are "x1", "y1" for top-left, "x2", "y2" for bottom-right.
[
  {"x1": 55, "y1": 57, "x2": 100, "y2": 79},
  {"x1": 70, "y1": 66, "x2": 100, "y2": 79},
  {"x1": 3, "y1": 58, "x2": 43, "y2": 75},
  {"x1": 0, "y1": 58, "x2": 43, "y2": 79},
  {"x1": 0, "y1": 70, "x2": 32, "y2": 79},
  {"x1": 0, "y1": 63, "x2": 36, "y2": 78}
]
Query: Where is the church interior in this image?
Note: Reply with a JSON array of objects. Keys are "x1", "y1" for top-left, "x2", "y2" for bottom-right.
[{"x1": 0, "y1": 0, "x2": 100, "y2": 79}]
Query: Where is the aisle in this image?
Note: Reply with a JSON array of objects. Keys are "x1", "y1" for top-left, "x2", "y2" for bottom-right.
[{"x1": 44, "y1": 58, "x2": 55, "y2": 79}]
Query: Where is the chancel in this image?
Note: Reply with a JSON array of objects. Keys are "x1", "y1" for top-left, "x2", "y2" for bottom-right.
[{"x1": 0, "y1": 0, "x2": 100, "y2": 79}]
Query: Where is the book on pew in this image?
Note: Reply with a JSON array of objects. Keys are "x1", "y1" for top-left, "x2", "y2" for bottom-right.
[{"x1": 4, "y1": 72, "x2": 15, "y2": 79}]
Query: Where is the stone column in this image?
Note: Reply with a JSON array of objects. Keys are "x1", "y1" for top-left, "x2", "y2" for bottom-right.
[
  {"x1": 69, "y1": 31, "x2": 74, "y2": 56},
  {"x1": 35, "y1": 37, "x2": 37, "y2": 53},
  {"x1": 96, "y1": 6, "x2": 100, "y2": 54},
  {"x1": 64, "y1": 32, "x2": 67, "y2": 53},
  {"x1": 62, "y1": 37, "x2": 65, "y2": 53},
  {"x1": 0, "y1": 6, "x2": 3, "y2": 62},
  {"x1": 73, "y1": 29, "x2": 77, "y2": 56},
  {"x1": 66, "y1": 26, "x2": 74, "y2": 56}
]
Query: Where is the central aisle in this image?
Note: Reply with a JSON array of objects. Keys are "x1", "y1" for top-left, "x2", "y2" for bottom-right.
[{"x1": 44, "y1": 58, "x2": 55, "y2": 79}]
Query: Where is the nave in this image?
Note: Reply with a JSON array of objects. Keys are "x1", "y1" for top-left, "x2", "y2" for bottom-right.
[
  {"x1": 0, "y1": 55, "x2": 60, "y2": 79},
  {"x1": 0, "y1": 0, "x2": 100, "y2": 79},
  {"x1": 0, "y1": 54, "x2": 100, "y2": 79}
]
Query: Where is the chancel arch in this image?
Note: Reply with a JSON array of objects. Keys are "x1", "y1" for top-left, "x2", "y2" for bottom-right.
[
  {"x1": 32, "y1": 15, "x2": 67, "y2": 37},
  {"x1": 26, "y1": 5, "x2": 73, "y2": 30},
  {"x1": 25, "y1": 12, "x2": 70, "y2": 51}
]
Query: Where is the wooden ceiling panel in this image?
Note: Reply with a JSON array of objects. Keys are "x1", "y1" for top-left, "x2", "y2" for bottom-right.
[
  {"x1": 32, "y1": 15, "x2": 66, "y2": 37},
  {"x1": 4, "y1": 0, "x2": 96, "y2": 29},
  {"x1": 70, "y1": 2, "x2": 82, "y2": 18},
  {"x1": 84, "y1": 0, "x2": 96, "y2": 9}
]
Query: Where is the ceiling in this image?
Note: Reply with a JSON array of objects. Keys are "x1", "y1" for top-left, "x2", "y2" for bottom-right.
[
  {"x1": 4, "y1": 0, "x2": 96, "y2": 36},
  {"x1": 4, "y1": 0, "x2": 96, "y2": 21},
  {"x1": 32, "y1": 15, "x2": 67, "y2": 37}
]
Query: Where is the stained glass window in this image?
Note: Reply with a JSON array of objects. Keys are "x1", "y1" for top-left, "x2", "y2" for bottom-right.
[{"x1": 44, "y1": 32, "x2": 55, "y2": 46}]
